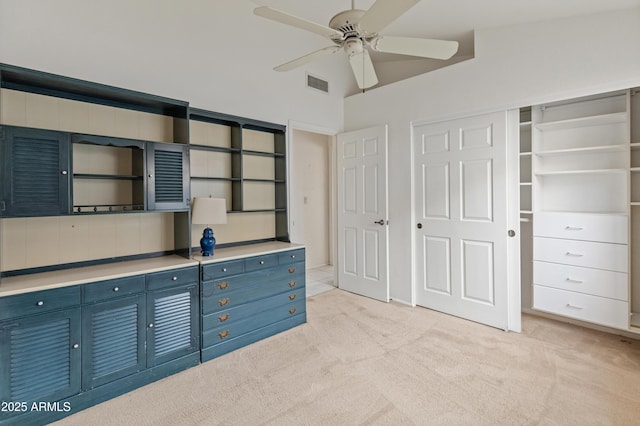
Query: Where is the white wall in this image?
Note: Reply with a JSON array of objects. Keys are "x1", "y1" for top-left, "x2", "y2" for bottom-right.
[
  {"x1": 344, "y1": 8, "x2": 640, "y2": 303},
  {"x1": 0, "y1": 0, "x2": 348, "y2": 131}
]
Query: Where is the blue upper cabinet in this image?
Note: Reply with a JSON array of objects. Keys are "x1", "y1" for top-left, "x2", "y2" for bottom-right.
[
  {"x1": 1, "y1": 125, "x2": 70, "y2": 217},
  {"x1": 147, "y1": 142, "x2": 190, "y2": 211}
]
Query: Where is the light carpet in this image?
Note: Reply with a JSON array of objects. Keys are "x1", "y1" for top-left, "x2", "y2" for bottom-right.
[{"x1": 54, "y1": 289, "x2": 640, "y2": 425}]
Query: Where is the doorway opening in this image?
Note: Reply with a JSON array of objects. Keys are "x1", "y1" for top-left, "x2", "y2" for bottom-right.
[{"x1": 289, "y1": 126, "x2": 336, "y2": 296}]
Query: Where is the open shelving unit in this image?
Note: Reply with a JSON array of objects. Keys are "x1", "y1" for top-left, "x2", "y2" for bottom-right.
[
  {"x1": 71, "y1": 134, "x2": 145, "y2": 213},
  {"x1": 188, "y1": 108, "x2": 288, "y2": 247},
  {"x1": 530, "y1": 90, "x2": 633, "y2": 331}
]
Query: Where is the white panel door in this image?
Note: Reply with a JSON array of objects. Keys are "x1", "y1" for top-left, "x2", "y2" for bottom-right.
[
  {"x1": 337, "y1": 125, "x2": 389, "y2": 302},
  {"x1": 414, "y1": 111, "x2": 514, "y2": 329}
]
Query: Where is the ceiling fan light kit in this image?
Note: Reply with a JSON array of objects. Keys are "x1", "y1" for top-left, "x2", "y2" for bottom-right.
[{"x1": 254, "y1": 0, "x2": 459, "y2": 90}]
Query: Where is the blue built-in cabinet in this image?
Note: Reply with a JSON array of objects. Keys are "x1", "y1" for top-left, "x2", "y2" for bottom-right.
[
  {"x1": 0, "y1": 264, "x2": 200, "y2": 425},
  {"x1": 0, "y1": 63, "x2": 304, "y2": 425}
]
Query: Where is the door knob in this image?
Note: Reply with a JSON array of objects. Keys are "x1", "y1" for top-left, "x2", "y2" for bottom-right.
[
  {"x1": 508, "y1": 229, "x2": 516, "y2": 237},
  {"x1": 374, "y1": 220, "x2": 385, "y2": 225},
  {"x1": 417, "y1": 223, "x2": 422, "y2": 229}
]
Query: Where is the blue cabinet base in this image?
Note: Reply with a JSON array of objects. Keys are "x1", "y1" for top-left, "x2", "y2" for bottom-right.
[{"x1": 0, "y1": 353, "x2": 199, "y2": 426}]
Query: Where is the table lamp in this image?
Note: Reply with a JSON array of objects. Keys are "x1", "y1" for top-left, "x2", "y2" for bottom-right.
[{"x1": 191, "y1": 197, "x2": 227, "y2": 256}]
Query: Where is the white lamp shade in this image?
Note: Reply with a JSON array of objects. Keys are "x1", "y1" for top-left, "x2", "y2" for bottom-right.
[{"x1": 191, "y1": 197, "x2": 227, "y2": 225}]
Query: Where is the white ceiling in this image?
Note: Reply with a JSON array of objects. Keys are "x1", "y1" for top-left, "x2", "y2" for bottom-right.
[{"x1": 251, "y1": 0, "x2": 640, "y2": 94}]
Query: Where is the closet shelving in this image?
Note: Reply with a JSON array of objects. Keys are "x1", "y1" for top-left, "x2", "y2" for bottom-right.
[
  {"x1": 519, "y1": 108, "x2": 533, "y2": 220},
  {"x1": 630, "y1": 88, "x2": 640, "y2": 329},
  {"x1": 531, "y1": 91, "x2": 631, "y2": 331}
]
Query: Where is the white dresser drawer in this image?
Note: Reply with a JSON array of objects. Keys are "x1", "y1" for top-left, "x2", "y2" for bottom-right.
[
  {"x1": 533, "y1": 285, "x2": 629, "y2": 330},
  {"x1": 534, "y1": 212, "x2": 627, "y2": 244},
  {"x1": 533, "y1": 237, "x2": 628, "y2": 272},
  {"x1": 533, "y1": 261, "x2": 628, "y2": 301}
]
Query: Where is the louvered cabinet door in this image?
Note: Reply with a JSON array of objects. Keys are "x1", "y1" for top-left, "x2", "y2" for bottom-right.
[
  {"x1": 146, "y1": 284, "x2": 199, "y2": 367},
  {"x1": 146, "y1": 142, "x2": 190, "y2": 211},
  {"x1": 0, "y1": 309, "x2": 81, "y2": 412},
  {"x1": 81, "y1": 295, "x2": 146, "y2": 390},
  {"x1": 1, "y1": 126, "x2": 70, "y2": 217}
]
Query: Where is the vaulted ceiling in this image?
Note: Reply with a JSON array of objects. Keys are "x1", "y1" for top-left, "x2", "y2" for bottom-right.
[{"x1": 251, "y1": 0, "x2": 640, "y2": 95}]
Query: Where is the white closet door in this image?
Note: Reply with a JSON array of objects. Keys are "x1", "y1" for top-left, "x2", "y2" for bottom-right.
[{"x1": 414, "y1": 111, "x2": 517, "y2": 330}]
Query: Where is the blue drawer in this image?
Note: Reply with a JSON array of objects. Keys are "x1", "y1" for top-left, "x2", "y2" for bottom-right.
[
  {"x1": 203, "y1": 298, "x2": 306, "y2": 347},
  {"x1": 201, "y1": 314, "x2": 307, "y2": 362},
  {"x1": 202, "y1": 287, "x2": 306, "y2": 332},
  {"x1": 201, "y1": 273, "x2": 305, "y2": 315},
  {"x1": 203, "y1": 262, "x2": 304, "y2": 297},
  {"x1": 244, "y1": 254, "x2": 278, "y2": 272},
  {"x1": 146, "y1": 266, "x2": 198, "y2": 290},
  {"x1": 202, "y1": 259, "x2": 244, "y2": 280},
  {"x1": 277, "y1": 249, "x2": 305, "y2": 265},
  {"x1": 83, "y1": 275, "x2": 145, "y2": 303},
  {"x1": 0, "y1": 286, "x2": 81, "y2": 321}
]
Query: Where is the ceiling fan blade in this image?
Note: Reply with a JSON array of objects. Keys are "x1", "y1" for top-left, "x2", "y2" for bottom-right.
[
  {"x1": 349, "y1": 50, "x2": 378, "y2": 89},
  {"x1": 274, "y1": 46, "x2": 341, "y2": 72},
  {"x1": 371, "y1": 36, "x2": 459, "y2": 60},
  {"x1": 358, "y1": 0, "x2": 421, "y2": 35},
  {"x1": 254, "y1": 6, "x2": 343, "y2": 39}
]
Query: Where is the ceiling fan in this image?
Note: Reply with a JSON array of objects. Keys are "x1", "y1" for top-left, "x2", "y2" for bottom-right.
[{"x1": 254, "y1": 0, "x2": 459, "y2": 90}]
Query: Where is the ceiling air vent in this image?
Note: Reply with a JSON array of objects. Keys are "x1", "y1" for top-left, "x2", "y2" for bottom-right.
[{"x1": 306, "y1": 73, "x2": 329, "y2": 94}]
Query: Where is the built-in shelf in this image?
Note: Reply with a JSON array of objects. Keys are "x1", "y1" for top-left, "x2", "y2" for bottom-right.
[
  {"x1": 536, "y1": 144, "x2": 627, "y2": 157},
  {"x1": 520, "y1": 182, "x2": 532, "y2": 186},
  {"x1": 189, "y1": 144, "x2": 241, "y2": 154},
  {"x1": 520, "y1": 152, "x2": 532, "y2": 157},
  {"x1": 535, "y1": 168, "x2": 626, "y2": 176},
  {"x1": 536, "y1": 111, "x2": 627, "y2": 131},
  {"x1": 73, "y1": 173, "x2": 143, "y2": 180},
  {"x1": 191, "y1": 176, "x2": 241, "y2": 182},
  {"x1": 74, "y1": 204, "x2": 145, "y2": 213}
]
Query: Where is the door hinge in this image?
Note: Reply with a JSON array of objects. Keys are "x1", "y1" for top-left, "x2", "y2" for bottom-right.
[{"x1": 1, "y1": 200, "x2": 5, "y2": 212}]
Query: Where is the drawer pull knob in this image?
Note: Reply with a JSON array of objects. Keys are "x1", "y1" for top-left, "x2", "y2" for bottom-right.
[
  {"x1": 288, "y1": 267, "x2": 296, "y2": 274},
  {"x1": 566, "y1": 304, "x2": 584, "y2": 310},
  {"x1": 222, "y1": 268, "x2": 227, "y2": 272},
  {"x1": 219, "y1": 330, "x2": 229, "y2": 339},
  {"x1": 113, "y1": 287, "x2": 120, "y2": 292},
  {"x1": 288, "y1": 281, "x2": 297, "y2": 288},
  {"x1": 289, "y1": 294, "x2": 297, "y2": 300},
  {"x1": 291, "y1": 255, "x2": 296, "y2": 258},
  {"x1": 172, "y1": 276, "x2": 178, "y2": 281},
  {"x1": 72, "y1": 343, "x2": 79, "y2": 349},
  {"x1": 219, "y1": 298, "x2": 230, "y2": 306},
  {"x1": 260, "y1": 261, "x2": 265, "y2": 265},
  {"x1": 219, "y1": 313, "x2": 230, "y2": 322},
  {"x1": 36, "y1": 301, "x2": 44, "y2": 306},
  {"x1": 218, "y1": 281, "x2": 229, "y2": 290},
  {"x1": 565, "y1": 252, "x2": 583, "y2": 257},
  {"x1": 565, "y1": 278, "x2": 583, "y2": 284},
  {"x1": 289, "y1": 308, "x2": 297, "y2": 315},
  {"x1": 148, "y1": 323, "x2": 154, "y2": 328},
  {"x1": 565, "y1": 226, "x2": 584, "y2": 231}
]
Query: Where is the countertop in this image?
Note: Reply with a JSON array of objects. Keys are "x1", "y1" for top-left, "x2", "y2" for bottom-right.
[
  {"x1": 0, "y1": 242, "x2": 304, "y2": 297},
  {"x1": 193, "y1": 241, "x2": 305, "y2": 264},
  {"x1": 0, "y1": 255, "x2": 199, "y2": 297}
]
